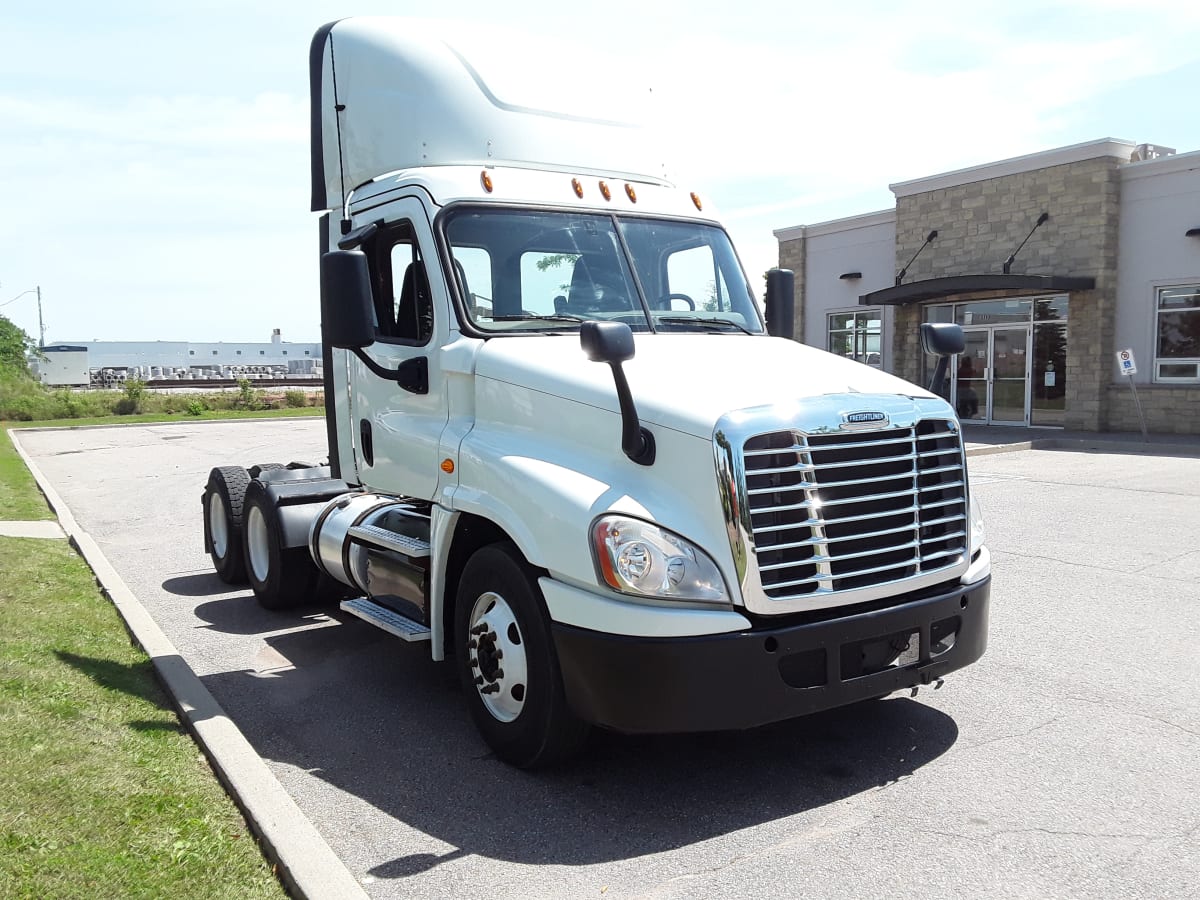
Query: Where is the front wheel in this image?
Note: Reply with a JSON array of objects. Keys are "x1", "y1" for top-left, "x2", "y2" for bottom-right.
[{"x1": 455, "y1": 543, "x2": 589, "y2": 768}]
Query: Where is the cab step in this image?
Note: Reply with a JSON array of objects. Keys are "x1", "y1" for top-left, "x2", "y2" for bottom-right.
[
  {"x1": 346, "y1": 523, "x2": 431, "y2": 558},
  {"x1": 340, "y1": 597, "x2": 431, "y2": 642}
]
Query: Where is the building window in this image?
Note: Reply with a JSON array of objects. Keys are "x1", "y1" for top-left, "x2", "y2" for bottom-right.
[
  {"x1": 1156, "y1": 285, "x2": 1200, "y2": 382},
  {"x1": 304, "y1": 350, "x2": 310, "y2": 356},
  {"x1": 189, "y1": 350, "x2": 195, "y2": 356},
  {"x1": 828, "y1": 310, "x2": 882, "y2": 368},
  {"x1": 282, "y1": 350, "x2": 287, "y2": 355},
  {"x1": 259, "y1": 350, "x2": 265, "y2": 355},
  {"x1": 236, "y1": 350, "x2": 242, "y2": 355},
  {"x1": 212, "y1": 350, "x2": 218, "y2": 356}
]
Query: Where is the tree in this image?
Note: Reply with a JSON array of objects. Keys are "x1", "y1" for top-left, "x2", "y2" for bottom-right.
[
  {"x1": 0, "y1": 315, "x2": 37, "y2": 377},
  {"x1": 535, "y1": 253, "x2": 580, "y2": 293}
]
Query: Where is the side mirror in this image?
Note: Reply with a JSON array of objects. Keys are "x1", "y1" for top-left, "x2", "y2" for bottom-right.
[
  {"x1": 580, "y1": 320, "x2": 635, "y2": 363},
  {"x1": 580, "y1": 321, "x2": 654, "y2": 466},
  {"x1": 920, "y1": 322, "x2": 965, "y2": 399},
  {"x1": 320, "y1": 250, "x2": 375, "y2": 349},
  {"x1": 920, "y1": 322, "x2": 965, "y2": 356},
  {"x1": 764, "y1": 268, "x2": 795, "y2": 340}
]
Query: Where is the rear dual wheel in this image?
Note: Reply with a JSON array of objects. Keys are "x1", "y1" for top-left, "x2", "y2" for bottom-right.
[
  {"x1": 242, "y1": 480, "x2": 321, "y2": 610},
  {"x1": 204, "y1": 466, "x2": 251, "y2": 583}
]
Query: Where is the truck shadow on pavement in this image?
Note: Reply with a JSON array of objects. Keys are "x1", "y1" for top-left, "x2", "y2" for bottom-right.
[{"x1": 185, "y1": 592, "x2": 961, "y2": 876}]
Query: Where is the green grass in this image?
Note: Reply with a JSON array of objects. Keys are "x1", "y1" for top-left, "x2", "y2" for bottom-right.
[
  {"x1": 1, "y1": 370, "x2": 324, "y2": 424},
  {"x1": 0, "y1": 430, "x2": 53, "y2": 521},
  {"x1": 0, "y1": 538, "x2": 286, "y2": 899},
  {"x1": 6, "y1": 406, "x2": 323, "y2": 429}
]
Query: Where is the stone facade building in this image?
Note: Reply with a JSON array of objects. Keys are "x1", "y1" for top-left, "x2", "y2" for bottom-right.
[{"x1": 775, "y1": 139, "x2": 1200, "y2": 434}]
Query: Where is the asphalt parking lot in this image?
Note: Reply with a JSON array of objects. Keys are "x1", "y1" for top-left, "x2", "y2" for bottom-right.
[{"x1": 15, "y1": 421, "x2": 1200, "y2": 899}]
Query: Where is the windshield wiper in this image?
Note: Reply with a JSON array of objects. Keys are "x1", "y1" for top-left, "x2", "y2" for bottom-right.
[
  {"x1": 491, "y1": 313, "x2": 587, "y2": 324},
  {"x1": 657, "y1": 316, "x2": 753, "y2": 334}
]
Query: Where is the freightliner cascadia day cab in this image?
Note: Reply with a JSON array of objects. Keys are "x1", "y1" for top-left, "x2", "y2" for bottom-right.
[{"x1": 201, "y1": 18, "x2": 990, "y2": 768}]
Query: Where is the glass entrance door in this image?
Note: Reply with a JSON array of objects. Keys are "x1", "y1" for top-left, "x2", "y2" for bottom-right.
[
  {"x1": 955, "y1": 331, "x2": 988, "y2": 422},
  {"x1": 990, "y1": 327, "x2": 1030, "y2": 423},
  {"x1": 954, "y1": 327, "x2": 1030, "y2": 425}
]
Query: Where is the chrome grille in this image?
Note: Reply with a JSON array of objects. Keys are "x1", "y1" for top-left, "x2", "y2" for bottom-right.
[{"x1": 742, "y1": 420, "x2": 967, "y2": 601}]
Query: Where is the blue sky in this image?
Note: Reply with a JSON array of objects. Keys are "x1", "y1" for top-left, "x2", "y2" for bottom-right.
[{"x1": 2, "y1": 0, "x2": 1198, "y2": 344}]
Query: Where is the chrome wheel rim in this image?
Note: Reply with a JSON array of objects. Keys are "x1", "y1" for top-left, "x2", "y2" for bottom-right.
[
  {"x1": 467, "y1": 591, "x2": 528, "y2": 723},
  {"x1": 247, "y1": 505, "x2": 270, "y2": 583},
  {"x1": 207, "y1": 492, "x2": 229, "y2": 559}
]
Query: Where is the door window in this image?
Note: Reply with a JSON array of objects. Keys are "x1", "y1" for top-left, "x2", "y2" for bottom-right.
[
  {"x1": 387, "y1": 237, "x2": 433, "y2": 344},
  {"x1": 361, "y1": 222, "x2": 434, "y2": 345}
]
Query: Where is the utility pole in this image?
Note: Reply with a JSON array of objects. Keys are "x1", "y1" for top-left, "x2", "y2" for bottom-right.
[{"x1": 37, "y1": 285, "x2": 44, "y2": 348}]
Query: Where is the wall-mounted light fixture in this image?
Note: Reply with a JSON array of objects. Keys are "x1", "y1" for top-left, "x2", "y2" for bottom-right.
[
  {"x1": 1003, "y1": 212, "x2": 1050, "y2": 274},
  {"x1": 1186, "y1": 227, "x2": 1200, "y2": 238},
  {"x1": 896, "y1": 230, "x2": 938, "y2": 286},
  {"x1": 839, "y1": 271, "x2": 862, "y2": 280}
]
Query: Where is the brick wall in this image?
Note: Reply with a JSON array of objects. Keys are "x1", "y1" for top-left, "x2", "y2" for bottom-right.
[
  {"x1": 1105, "y1": 384, "x2": 1200, "y2": 434},
  {"x1": 777, "y1": 235, "x2": 806, "y2": 343},
  {"x1": 892, "y1": 156, "x2": 1123, "y2": 430}
]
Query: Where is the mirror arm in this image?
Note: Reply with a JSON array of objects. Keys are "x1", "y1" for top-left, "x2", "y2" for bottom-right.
[
  {"x1": 351, "y1": 349, "x2": 428, "y2": 394},
  {"x1": 608, "y1": 362, "x2": 656, "y2": 466},
  {"x1": 928, "y1": 356, "x2": 951, "y2": 397}
]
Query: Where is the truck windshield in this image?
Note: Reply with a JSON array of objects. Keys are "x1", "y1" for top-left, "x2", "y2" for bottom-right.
[{"x1": 442, "y1": 207, "x2": 763, "y2": 334}]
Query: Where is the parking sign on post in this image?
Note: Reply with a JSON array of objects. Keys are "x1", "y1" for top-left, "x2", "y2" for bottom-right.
[
  {"x1": 1115, "y1": 348, "x2": 1147, "y2": 441},
  {"x1": 1116, "y1": 348, "x2": 1137, "y2": 376}
]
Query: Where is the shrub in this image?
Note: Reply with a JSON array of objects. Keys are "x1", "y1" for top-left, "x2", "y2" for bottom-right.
[
  {"x1": 235, "y1": 378, "x2": 266, "y2": 410},
  {"x1": 0, "y1": 371, "x2": 58, "y2": 420},
  {"x1": 107, "y1": 378, "x2": 147, "y2": 416},
  {"x1": 52, "y1": 389, "x2": 83, "y2": 419},
  {"x1": 283, "y1": 390, "x2": 307, "y2": 408},
  {"x1": 185, "y1": 399, "x2": 206, "y2": 416}
]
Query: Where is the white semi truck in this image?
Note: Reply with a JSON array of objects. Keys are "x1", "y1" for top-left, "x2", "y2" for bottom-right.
[{"x1": 202, "y1": 18, "x2": 990, "y2": 768}]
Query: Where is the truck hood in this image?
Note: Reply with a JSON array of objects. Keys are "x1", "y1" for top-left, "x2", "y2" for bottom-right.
[{"x1": 474, "y1": 334, "x2": 939, "y2": 439}]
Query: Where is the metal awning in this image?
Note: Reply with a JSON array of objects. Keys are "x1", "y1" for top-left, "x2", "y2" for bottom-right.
[{"x1": 860, "y1": 274, "x2": 1096, "y2": 306}]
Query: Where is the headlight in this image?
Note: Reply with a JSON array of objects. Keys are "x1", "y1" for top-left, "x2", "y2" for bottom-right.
[
  {"x1": 969, "y1": 491, "x2": 986, "y2": 556},
  {"x1": 591, "y1": 516, "x2": 728, "y2": 603}
]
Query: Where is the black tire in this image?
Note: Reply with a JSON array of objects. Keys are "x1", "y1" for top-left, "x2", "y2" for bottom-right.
[
  {"x1": 256, "y1": 466, "x2": 332, "y2": 485},
  {"x1": 203, "y1": 466, "x2": 250, "y2": 584},
  {"x1": 247, "y1": 462, "x2": 285, "y2": 479},
  {"x1": 455, "y1": 543, "x2": 589, "y2": 768},
  {"x1": 242, "y1": 480, "x2": 320, "y2": 610}
]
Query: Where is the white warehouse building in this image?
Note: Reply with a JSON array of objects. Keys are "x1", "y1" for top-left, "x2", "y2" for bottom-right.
[{"x1": 34, "y1": 330, "x2": 323, "y2": 385}]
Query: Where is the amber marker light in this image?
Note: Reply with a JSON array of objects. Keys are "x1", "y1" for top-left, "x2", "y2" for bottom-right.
[
  {"x1": 599, "y1": 180, "x2": 612, "y2": 201},
  {"x1": 624, "y1": 183, "x2": 637, "y2": 203},
  {"x1": 571, "y1": 177, "x2": 584, "y2": 198},
  {"x1": 440, "y1": 459, "x2": 455, "y2": 474},
  {"x1": 691, "y1": 191, "x2": 703, "y2": 211},
  {"x1": 592, "y1": 520, "x2": 622, "y2": 590},
  {"x1": 480, "y1": 170, "x2": 493, "y2": 192}
]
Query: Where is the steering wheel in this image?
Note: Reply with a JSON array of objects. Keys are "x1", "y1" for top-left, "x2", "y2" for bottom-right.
[{"x1": 661, "y1": 293, "x2": 696, "y2": 311}]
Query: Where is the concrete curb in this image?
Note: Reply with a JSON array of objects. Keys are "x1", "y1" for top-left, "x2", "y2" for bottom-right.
[
  {"x1": 1036, "y1": 436, "x2": 1200, "y2": 457},
  {"x1": 7, "y1": 429, "x2": 367, "y2": 900},
  {"x1": 964, "y1": 437, "x2": 1200, "y2": 459},
  {"x1": 10, "y1": 413, "x2": 323, "y2": 433},
  {"x1": 964, "y1": 441, "x2": 1034, "y2": 458}
]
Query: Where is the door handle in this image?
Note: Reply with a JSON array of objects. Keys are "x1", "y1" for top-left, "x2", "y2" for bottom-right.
[{"x1": 359, "y1": 419, "x2": 374, "y2": 467}]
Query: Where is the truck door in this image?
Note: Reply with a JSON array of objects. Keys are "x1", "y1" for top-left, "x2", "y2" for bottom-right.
[{"x1": 350, "y1": 196, "x2": 449, "y2": 500}]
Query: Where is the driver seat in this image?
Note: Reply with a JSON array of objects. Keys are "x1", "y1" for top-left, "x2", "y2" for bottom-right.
[{"x1": 567, "y1": 257, "x2": 632, "y2": 313}]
